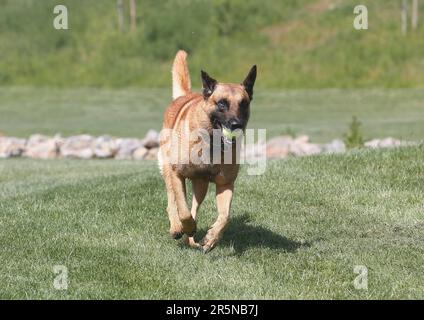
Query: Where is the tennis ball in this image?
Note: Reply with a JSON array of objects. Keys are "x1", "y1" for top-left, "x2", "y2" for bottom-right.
[{"x1": 222, "y1": 127, "x2": 242, "y2": 139}]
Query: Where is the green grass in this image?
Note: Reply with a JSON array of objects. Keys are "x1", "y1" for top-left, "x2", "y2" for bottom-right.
[
  {"x1": 1, "y1": 146, "x2": 424, "y2": 299},
  {"x1": 1, "y1": 87, "x2": 424, "y2": 142},
  {"x1": 1, "y1": 0, "x2": 424, "y2": 88},
  {"x1": 2, "y1": 0, "x2": 424, "y2": 300}
]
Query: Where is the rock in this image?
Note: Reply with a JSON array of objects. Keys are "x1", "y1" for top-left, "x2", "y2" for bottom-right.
[
  {"x1": 115, "y1": 138, "x2": 143, "y2": 160},
  {"x1": 23, "y1": 134, "x2": 61, "y2": 159},
  {"x1": 242, "y1": 142, "x2": 267, "y2": 160},
  {"x1": 93, "y1": 135, "x2": 118, "y2": 158},
  {"x1": 266, "y1": 145, "x2": 289, "y2": 159},
  {"x1": 294, "y1": 134, "x2": 310, "y2": 144},
  {"x1": 266, "y1": 135, "x2": 292, "y2": 159},
  {"x1": 266, "y1": 135, "x2": 321, "y2": 158},
  {"x1": 61, "y1": 135, "x2": 95, "y2": 159},
  {"x1": 290, "y1": 142, "x2": 321, "y2": 156},
  {"x1": 289, "y1": 135, "x2": 321, "y2": 156},
  {"x1": 380, "y1": 137, "x2": 401, "y2": 148},
  {"x1": 365, "y1": 139, "x2": 379, "y2": 148},
  {"x1": 365, "y1": 137, "x2": 402, "y2": 149},
  {"x1": 0, "y1": 137, "x2": 26, "y2": 158},
  {"x1": 5, "y1": 130, "x2": 417, "y2": 162},
  {"x1": 144, "y1": 147, "x2": 159, "y2": 160},
  {"x1": 133, "y1": 147, "x2": 148, "y2": 160},
  {"x1": 142, "y1": 129, "x2": 160, "y2": 149},
  {"x1": 322, "y1": 139, "x2": 346, "y2": 154}
]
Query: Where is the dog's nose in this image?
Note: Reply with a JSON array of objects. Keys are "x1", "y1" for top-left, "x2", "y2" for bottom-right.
[{"x1": 229, "y1": 119, "x2": 243, "y2": 131}]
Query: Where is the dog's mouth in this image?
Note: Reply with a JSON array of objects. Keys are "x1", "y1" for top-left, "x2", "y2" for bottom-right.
[
  {"x1": 213, "y1": 121, "x2": 242, "y2": 145},
  {"x1": 221, "y1": 126, "x2": 235, "y2": 145}
]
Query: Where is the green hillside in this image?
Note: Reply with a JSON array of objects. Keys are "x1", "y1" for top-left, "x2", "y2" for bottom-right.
[{"x1": 0, "y1": 0, "x2": 423, "y2": 88}]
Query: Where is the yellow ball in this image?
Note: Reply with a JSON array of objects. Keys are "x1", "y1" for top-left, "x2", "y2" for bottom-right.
[{"x1": 222, "y1": 127, "x2": 242, "y2": 139}]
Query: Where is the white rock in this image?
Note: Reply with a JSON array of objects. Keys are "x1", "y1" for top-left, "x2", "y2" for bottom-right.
[
  {"x1": 293, "y1": 135, "x2": 321, "y2": 156},
  {"x1": 266, "y1": 135, "x2": 292, "y2": 159},
  {"x1": 290, "y1": 141, "x2": 321, "y2": 156},
  {"x1": 364, "y1": 139, "x2": 380, "y2": 148},
  {"x1": 23, "y1": 134, "x2": 61, "y2": 159},
  {"x1": 322, "y1": 139, "x2": 346, "y2": 154},
  {"x1": 61, "y1": 135, "x2": 95, "y2": 159},
  {"x1": 133, "y1": 147, "x2": 148, "y2": 160},
  {"x1": 266, "y1": 135, "x2": 321, "y2": 157},
  {"x1": 294, "y1": 134, "x2": 310, "y2": 144},
  {"x1": 0, "y1": 137, "x2": 26, "y2": 158},
  {"x1": 365, "y1": 137, "x2": 402, "y2": 149},
  {"x1": 144, "y1": 147, "x2": 159, "y2": 160},
  {"x1": 142, "y1": 129, "x2": 160, "y2": 149},
  {"x1": 115, "y1": 138, "x2": 143, "y2": 160},
  {"x1": 93, "y1": 135, "x2": 118, "y2": 158}
]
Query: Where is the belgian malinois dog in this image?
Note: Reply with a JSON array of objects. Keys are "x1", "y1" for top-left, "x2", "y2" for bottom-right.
[{"x1": 158, "y1": 50, "x2": 256, "y2": 253}]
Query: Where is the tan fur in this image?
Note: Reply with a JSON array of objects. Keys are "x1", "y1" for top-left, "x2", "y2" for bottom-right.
[
  {"x1": 159, "y1": 51, "x2": 255, "y2": 253},
  {"x1": 172, "y1": 50, "x2": 191, "y2": 100}
]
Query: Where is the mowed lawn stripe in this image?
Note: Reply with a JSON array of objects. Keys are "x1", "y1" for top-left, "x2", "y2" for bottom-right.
[{"x1": 1, "y1": 88, "x2": 424, "y2": 142}]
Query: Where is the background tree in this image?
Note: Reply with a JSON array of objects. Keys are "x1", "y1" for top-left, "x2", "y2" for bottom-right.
[
  {"x1": 117, "y1": 0, "x2": 125, "y2": 32},
  {"x1": 412, "y1": 0, "x2": 419, "y2": 30},
  {"x1": 401, "y1": 0, "x2": 408, "y2": 34},
  {"x1": 130, "y1": 0, "x2": 137, "y2": 32}
]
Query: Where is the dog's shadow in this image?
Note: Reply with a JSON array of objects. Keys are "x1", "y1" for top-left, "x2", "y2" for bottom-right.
[{"x1": 196, "y1": 214, "x2": 310, "y2": 255}]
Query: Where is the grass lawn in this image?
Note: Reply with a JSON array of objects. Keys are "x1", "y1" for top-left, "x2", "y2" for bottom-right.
[
  {"x1": 1, "y1": 87, "x2": 424, "y2": 142},
  {"x1": 1, "y1": 146, "x2": 424, "y2": 299}
]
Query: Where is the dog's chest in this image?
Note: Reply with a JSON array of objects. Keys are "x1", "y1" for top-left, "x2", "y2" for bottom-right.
[
  {"x1": 174, "y1": 163, "x2": 220, "y2": 180},
  {"x1": 174, "y1": 162, "x2": 240, "y2": 184}
]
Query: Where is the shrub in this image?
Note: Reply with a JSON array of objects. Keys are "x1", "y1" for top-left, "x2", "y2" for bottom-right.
[{"x1": 344, "y1": 116, "x2": 364, "y2": 149}]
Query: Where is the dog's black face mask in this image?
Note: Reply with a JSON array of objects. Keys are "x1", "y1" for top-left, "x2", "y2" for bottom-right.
[{"x1": 201, "y1": 66, "x2": 257, "y2": 144}]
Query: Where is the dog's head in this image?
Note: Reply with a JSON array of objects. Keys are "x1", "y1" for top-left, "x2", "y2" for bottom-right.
[{"x1": 200, "y1": 66, "x2": 257, "y2": 144}]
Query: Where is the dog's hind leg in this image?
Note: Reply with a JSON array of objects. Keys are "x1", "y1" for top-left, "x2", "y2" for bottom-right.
[
  {"x1": 171, "y1": 172, "x2": 197, "y2": 236},
  {"x1": 200, "y1": 182, "x2": 234, "y2": 253},
  {"x1": 186, "y1": 179, "x2": 209, "y2": 248}
]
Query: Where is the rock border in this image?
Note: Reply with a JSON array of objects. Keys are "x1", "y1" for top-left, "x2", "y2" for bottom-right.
[{"x1": 0, "y1": 131, "x2": 417, "y2": 160}]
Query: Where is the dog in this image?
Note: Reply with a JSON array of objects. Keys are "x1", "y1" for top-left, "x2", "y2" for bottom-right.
[{"x1": 158, "y1": 50, "x2": 256, "y2": 253}]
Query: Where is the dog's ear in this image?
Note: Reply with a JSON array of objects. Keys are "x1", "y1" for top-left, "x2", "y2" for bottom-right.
[
  {"x1": 242, "y1": 65, "x2": 257, "y2": 100},
  {"x1": 201, "y1": 70, "x2": 217, "y2": 99}
]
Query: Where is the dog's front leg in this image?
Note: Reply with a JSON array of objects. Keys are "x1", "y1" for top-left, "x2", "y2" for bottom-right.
[
  {"x1": 200, "y1": 182, "x2": 234, "y2": 253},
  {"x1": 171, "y1": 172, "x2": 197, "y2": 236},
  {"x1": 162, "y1": 164, "x2": 184, "y2": 239},
  {"x1": 186, "y1": 179, "x2": 209, "y2": 248}
]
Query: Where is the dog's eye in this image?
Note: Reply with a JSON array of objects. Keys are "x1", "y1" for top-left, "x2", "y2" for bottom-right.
[
  {"x1": 239, "y1": 99, "x2": 249, "y2": 108},
  {"x1": 216, "y1": 100, "x2": 228, "y2": 112}
]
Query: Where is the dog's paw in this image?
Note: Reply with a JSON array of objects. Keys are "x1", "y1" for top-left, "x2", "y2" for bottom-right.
[
  {"x1": 181, "y1": 217, "x2": 197, "y2": 237},
  {"x1": 184, "y1": 236, "x2": 201, "y2": 249},
  {"x1": 170, "y1": 230, "x2": 184, "y2": 240},
  {"x1": 200, "y1": 232, "x2": 219, "y2": 253},
  {"x1": 169, "y1": 223, "x2": 184, "y2": 240}
]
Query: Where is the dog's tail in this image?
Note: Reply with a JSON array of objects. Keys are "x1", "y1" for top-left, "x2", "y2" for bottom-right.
[{"x1": 172, "y1": 50, "x2": 191, "y2": 100}]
